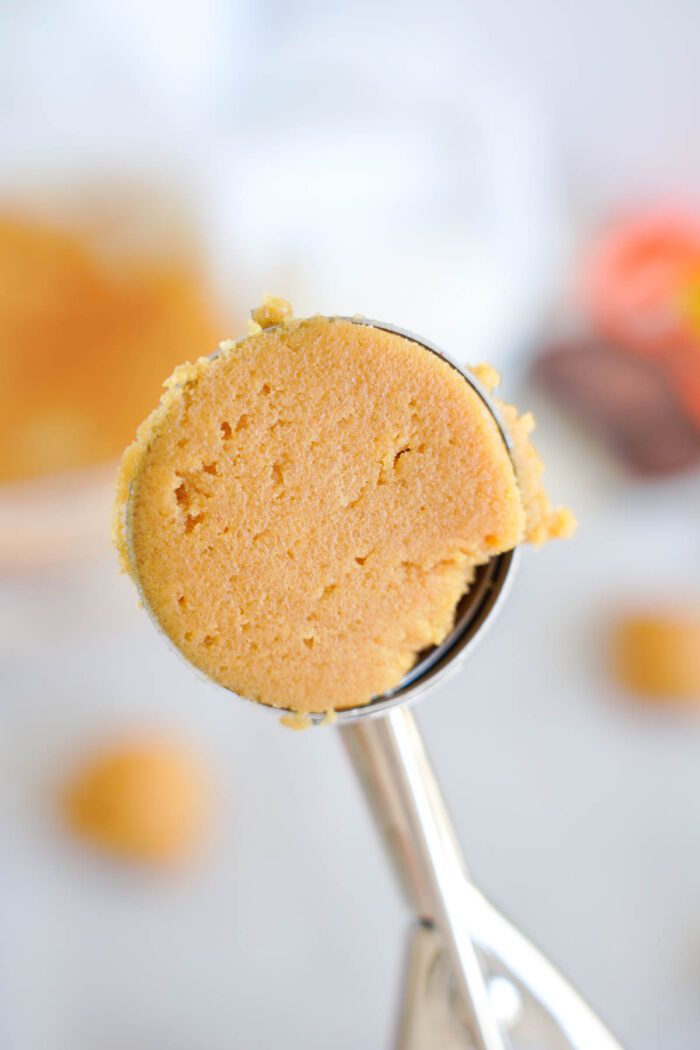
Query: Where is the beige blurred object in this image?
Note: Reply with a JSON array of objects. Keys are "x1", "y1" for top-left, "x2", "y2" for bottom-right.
[
  {"x1": 63, "y1": 735, "x2": 210, "y2": 867},
  {"x1": 613, "y1": 612, "x2": 700, "y2": 703},
  {"x1": 0, "y1": 184, "x2": 229, "y2": 568}
]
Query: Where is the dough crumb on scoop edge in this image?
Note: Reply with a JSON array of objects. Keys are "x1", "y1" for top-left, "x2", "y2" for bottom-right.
[{"x1": 115, "y1": 300, "x2": 574, "y2": 720}]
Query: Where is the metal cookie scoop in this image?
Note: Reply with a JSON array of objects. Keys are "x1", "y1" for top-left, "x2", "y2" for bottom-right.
[{"x1": 127, "y1": 319, "x2": 622, "y2": 1050}]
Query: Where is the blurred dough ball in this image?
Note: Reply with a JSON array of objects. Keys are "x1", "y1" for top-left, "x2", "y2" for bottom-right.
[
  {"x1": 613, "y1": 613, "x2": 700, "y2": 703},
  {"x1": 63, "y1": 737, "x2": 210, "y2": 866}
]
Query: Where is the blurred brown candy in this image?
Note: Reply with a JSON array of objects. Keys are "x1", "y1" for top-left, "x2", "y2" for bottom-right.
[{"x1": 533, "y1": 343, "x2": 700, "y2": 476}]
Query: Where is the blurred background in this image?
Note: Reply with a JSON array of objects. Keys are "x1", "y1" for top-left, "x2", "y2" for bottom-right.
[{"x1": 2, "y1": 1, "x2": 700, "y2": 1047}]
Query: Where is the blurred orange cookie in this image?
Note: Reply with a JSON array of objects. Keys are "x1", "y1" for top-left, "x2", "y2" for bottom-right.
[{"x1": 63, "y1": 737, "x2": 209, "y2": 866}]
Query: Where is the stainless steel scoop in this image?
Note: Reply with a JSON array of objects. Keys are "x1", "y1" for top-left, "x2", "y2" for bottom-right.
[{"x1": 126, "y1": 319, "x2": 623, "y2": 1050}]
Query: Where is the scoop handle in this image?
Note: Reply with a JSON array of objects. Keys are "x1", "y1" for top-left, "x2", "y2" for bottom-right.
[
  {"x1": 341, "y1": 706, "x2": 508, "y2": 1050},
  {"x1": 341, "y1": 708, "x2": 624, "y2": 1050}
]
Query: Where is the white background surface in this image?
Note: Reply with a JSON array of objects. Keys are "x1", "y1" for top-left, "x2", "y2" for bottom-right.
[
  {"x1": 2, "y1": 2, "x2": 700, "y2": 1048},
  {"x1": 3, "y1": 401, "x2": 699, "y2": 1050}
]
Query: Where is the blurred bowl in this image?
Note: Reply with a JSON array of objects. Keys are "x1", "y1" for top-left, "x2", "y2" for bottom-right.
[{"x1": 0, "y1": 184, "x2": 231, "y2": 569}]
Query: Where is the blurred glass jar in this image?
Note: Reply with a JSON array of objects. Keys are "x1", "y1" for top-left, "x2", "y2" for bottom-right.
[
  {"x1": 205, "y1": 2, "x2": 567, "y2": 367},
  {"x1": 0, "y1": 1, "x2": 243, "y2": 568},
  {"x1": 0, "y1": 0, "x2": 566, "y2": 566}
]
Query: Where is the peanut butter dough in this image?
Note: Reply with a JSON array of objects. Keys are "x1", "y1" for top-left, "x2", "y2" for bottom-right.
[
  {"x1": 0, "y1": 212, "x2": 224, "y2": 482},
  {"x1": 116, "y1": 300, "x2": 572, "y2": 714}
]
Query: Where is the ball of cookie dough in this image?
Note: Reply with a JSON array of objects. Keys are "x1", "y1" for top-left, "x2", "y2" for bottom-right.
[
  {"x1": 63, "y1": 737, "x2": 209, "y2": 865},
  {"x1": 612, "y1": 612, "x2": 700, "y2": 703}
]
